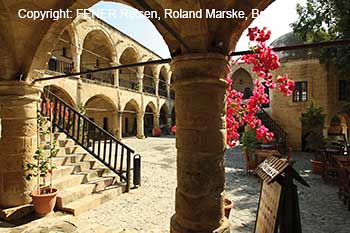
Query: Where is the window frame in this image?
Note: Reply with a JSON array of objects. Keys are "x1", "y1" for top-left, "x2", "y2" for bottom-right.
[{"x1": 292, "y1": 81, "x2": 308, "y2": 102}]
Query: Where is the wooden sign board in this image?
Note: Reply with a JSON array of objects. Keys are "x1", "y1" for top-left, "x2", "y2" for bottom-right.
[{"x1": 255, "y1": 180, "x2": 282, "y2": 233}]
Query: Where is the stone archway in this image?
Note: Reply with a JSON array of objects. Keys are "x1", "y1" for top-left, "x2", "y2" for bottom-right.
[
  {"x1": 45, "y1": 85, "x2": 76, "y2": 107},
  {"x1": 232, "y1": 68, "x2": 254, "y2": 99},
  {"x1": 119, "y1": 47, "x2": 139, "y2": 90},
  {"x1": 143, "y1": 64, "x2": 155, "y2": 95},
  {"x1": 122, "y1": 99, "x2": 140, "y2": 137},
  {"x1": 144, "y1": 101, "x2": 157, "y2": 136},
  {"x1": 47, "y1": 30, "x2": 74, "y2": 74},
  {"x1": 160, "y1": 103, "x2": 170, "y2": 134},
  {"x1": 80, "y1": 30, "x2": 115, "y2": 85},
  {"x1": 84, "y1": 95, "x2": 118, "y2": 136},
  {"x1": 159, "y1": 66, "x2": 168, "y2": 98}
]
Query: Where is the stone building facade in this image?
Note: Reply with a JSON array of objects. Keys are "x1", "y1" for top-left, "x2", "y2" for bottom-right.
[
  {"x1": 231, "y1": 32, "x2": 350, "y2": 151},
  {"x1": 36, "y1": 15, "x2": 175, "y2": 140}
]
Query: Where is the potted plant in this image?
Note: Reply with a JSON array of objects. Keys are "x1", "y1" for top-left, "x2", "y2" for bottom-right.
[
  {"x1": 25, "y1": 105, "x2": 57, "y2": 216},
  {"x1": 241, "y1": 128, "x2": 259, "y2": 164},
  {"x1": 300, "y1": 102, "x2": 327, "y2": 174}
]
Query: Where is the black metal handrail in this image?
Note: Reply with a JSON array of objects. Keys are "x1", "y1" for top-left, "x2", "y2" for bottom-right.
[
  {"x1": 257, "y1": 108, "x2": 288, "y2": 152},
  {"x1": 41, "y1": 88, "x2": 134, "y2": 191}
]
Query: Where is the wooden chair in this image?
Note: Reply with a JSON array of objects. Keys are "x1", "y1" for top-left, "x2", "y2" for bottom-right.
[
  {"x1": 322, "y1": 152, "x2": 339, "y2": 184},
  {"x1": 244, "y1": 148, "x2": 257, "y2": 175}
]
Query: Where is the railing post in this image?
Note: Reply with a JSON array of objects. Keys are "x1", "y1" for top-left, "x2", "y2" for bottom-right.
[{"x1": 126, "y1": 150, "x2": 131, "y2": 192}]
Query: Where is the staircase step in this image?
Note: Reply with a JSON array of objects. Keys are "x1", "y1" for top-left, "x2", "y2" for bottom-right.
[
  {"x1": 60, "y1": 185, "x2": 125, "y2": 216},
  {"x1": 53, "y1": 166, "x2": 75, "y2": 179},
  {"x1": 75, "y1": 168, "x2": 106, "y2": 183},
  {"x1": 53, "y1": 174, "x2": 85, "y2": 190},
  {"x1": 53, "y1": 132, "x2": 67, "y2": 141},
  {"x1": 58, "y1": 139, "x2": 75, "y2": 147},
  {"x1": 56, "y1": 184, "x2": 96, "y2": 208},
  {"x1": 51, "y1": 154, "x2": 87, "y2": 166},
  {"x1": 87, "y1": 176, "x2": 118, "y2": 192}
]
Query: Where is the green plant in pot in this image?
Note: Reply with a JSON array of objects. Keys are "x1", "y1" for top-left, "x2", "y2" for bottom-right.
[
  {"x1": 300, "y1": 102, "x2": 326, "y2": 174},
  {"x1": 25, "y1": 107, "x2": 57, "y2": 216}
]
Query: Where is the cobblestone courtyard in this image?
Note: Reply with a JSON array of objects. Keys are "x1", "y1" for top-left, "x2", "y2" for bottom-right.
[{"x1": 1, "y1": 136, "x2": 350, "y2": 232}]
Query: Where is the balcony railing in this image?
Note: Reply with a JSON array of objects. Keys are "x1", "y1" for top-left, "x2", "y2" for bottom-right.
[
  {"x1": 159, "y1": 88, "x2": 167, "y2": 97},
  {"x1": 143, "y1": 84, "x2": 155, "y2": 95},
  {"x1": 81, "y1": 67, "x2": 114, "y2": 85},
  {"x1": 48, "y1": 58, "x2": 73, "y2": 74},
  {"x1": 119, "y1": 78, "x2": 139, "y2": 91}
]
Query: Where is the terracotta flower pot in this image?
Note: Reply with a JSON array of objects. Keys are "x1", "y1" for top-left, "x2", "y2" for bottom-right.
[
  {"x1": 311, "y1": 160, "x2": 324, "y2": 175},
  {"x1": 224, "y1": 198, "x2": 233, "y2": 219},
  {"x1": 31, "y1": 187, "x2": 58, "y2": 216}
]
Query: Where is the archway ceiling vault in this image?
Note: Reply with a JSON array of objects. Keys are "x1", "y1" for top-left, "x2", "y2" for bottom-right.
[{"x1": 0, "y1": 0, "x2": 272, "y2": 81}]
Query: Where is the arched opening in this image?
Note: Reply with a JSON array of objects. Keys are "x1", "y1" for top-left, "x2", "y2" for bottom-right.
[
  {"x1": 119, "y1": 47, "x2": 139, "y2": 90},
  {"x1": 144, "y1": 102, "x2": 156, "y2": 136},
  {"x1": 80, "y1": 30, "x2": 114, "y2": 85},
  {"x1": 47, "y1": 30, "x2": 73, "y2": 74},
  {"x1": 160, "y1": 104, "x2": 169, "y2": 134},
  {"x1": 45, "y1": 85, "x2": 76, "y2": 107},
  {"x1": 328, "y1": 115, "x2": 349, "y2": 140},
  {"x1": 84, "y1": 95, "x2": 118, "y2": 136},
  {"x1": 232, "y1": 68, "x2": 254, "y2": 99},
  {"x1": 123, "y1": 100, "x2": 139, "y2": 137},
  {"x1": 159, "y1": 66, "x2": 167, "y2": 97},
  {"x1": 143, "y1": 65, "x2": 155, "y2": 95}
]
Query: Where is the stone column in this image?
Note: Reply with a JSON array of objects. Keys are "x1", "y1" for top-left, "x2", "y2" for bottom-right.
[
  {"x1": 153, "y1": 113, "x2": 160, "y2": 129},
  {"x1": 155, "y1": 78, "x2": 159, "y2": 96},
  {"x1": 136, "y1": 111, "x2": 145, "y2": 139},
  {"x1": 110, "y1": 61, "x2": 119, "y2": 87},
  {"x1": 71, "y1": 47, "x2": 82, "y2": 73},
  {"x1": 0, "y1": 81, "x2": 41, "y2": 208},
  {"x1": 117, "y1": 111, "x2": 123, "y2": 140},
  {"x1": 170, "y1": 53, "x2": 230, "y2": 233},
  {"x1": 137, "y1": 72, "x2": 144, "y2": 93}
]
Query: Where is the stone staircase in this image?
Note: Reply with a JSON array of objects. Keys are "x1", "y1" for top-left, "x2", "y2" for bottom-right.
[{"x1": 44, "y1": 132, "x2": 126, "y2": 216}]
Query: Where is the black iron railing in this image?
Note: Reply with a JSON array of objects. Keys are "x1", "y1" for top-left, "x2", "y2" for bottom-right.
[
  {"x1": 143, "y1": 84, "x2": 155, "y2": 95},
  {"x1": 41, "y1": 88, "x2": 134, "y2": 191},
  {"x1": 257, "y1": 108, "x2": 288, "y2": 152},
  {"x1": 80, "y1": 67, "x2": 114, "y2": 85},
  {"x1": 119, "y1": 78, "x2": 139, "y2": 90},
  {"x1": 159, "y1": 89, "x2": 167, "y2": 97},
  {"x1": 48, "y1": 58, "x2": 73, "y2": 74}
]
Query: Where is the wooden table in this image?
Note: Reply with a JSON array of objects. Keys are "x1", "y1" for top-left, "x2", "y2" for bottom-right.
[{"x1": 255, "y1": 149, "x2": 282, "y2": 164}]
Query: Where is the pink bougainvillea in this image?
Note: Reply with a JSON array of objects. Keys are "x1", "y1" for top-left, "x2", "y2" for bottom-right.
[{"x1": 226, "y1": 27, "x2": 295, "y2": 147}]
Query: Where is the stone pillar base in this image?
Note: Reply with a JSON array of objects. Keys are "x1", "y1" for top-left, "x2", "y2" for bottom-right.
[{"x1": 171, "y1": 215, "x2": 230, "y2": 233}]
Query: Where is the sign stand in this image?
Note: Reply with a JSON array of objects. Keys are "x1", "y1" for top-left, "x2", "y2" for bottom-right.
[{"x1": 254, "y1": 156, "x2": 309, "y2": 233}]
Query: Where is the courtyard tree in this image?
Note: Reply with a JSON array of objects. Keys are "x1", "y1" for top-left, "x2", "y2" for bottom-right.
[{"x1": 291, "y1": 0, "x2": 350, "y2": 77}]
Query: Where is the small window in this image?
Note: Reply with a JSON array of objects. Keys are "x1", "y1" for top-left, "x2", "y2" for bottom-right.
[
  {"x1": 96, "y1": 59, "x2": 100, "y2": 68},
  {"x1": 293, "y1": 81, "x2": 308, "y2": 102},
  {"x1": 339, "y1": 80, "x2": 350, "y2": 101}
]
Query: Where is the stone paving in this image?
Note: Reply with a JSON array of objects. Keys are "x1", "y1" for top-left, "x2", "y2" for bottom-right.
[{"x1": 1, "y1": 136, "x2": 350, "y2": 232}]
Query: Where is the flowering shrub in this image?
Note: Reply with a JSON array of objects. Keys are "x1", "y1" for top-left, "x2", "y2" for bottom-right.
[{"x1": 226, "y1": 27, "x2": 295, "y2": 147}]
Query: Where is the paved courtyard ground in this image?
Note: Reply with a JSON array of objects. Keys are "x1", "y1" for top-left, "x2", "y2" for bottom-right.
[{"x1": 1, "y1": 136, "x2": 350, "y2": 232}]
